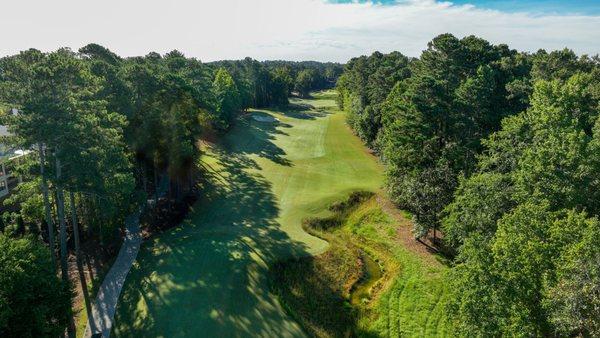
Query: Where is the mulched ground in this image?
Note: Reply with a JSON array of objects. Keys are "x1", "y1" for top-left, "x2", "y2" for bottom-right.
[
  {"x1": 140, "y1": 194, "x2": 198, "y2": 239},
  {"x1": 69, "y1": 240, "x2": 117, "y2": 332},
  {"x1": 376, "y1": 195, "x2": 446, "y2": 263}
]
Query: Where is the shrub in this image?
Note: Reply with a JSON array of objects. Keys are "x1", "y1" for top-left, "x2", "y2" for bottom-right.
[{"x1": 0, "y1": 235, "x2": 72, "y2": 337}]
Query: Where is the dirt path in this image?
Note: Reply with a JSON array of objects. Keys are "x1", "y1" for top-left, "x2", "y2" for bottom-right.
[
  {"x1": 377, "y1": 195, "x2": 442, "y2": 265},
  {"x1": 83, "y1": 212, "x2": 142, "y2": 338}
]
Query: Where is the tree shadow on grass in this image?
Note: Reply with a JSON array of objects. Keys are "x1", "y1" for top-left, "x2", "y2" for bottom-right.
[
  {"x1": 276, "y1": 103, "x2": 331, "y2": 120},
  {"x1": 113, "y1": 138, "x2": 310, "y2": 337},
  {"x1": 222, "y1": 114, "x2": 293, "y2": 167}
]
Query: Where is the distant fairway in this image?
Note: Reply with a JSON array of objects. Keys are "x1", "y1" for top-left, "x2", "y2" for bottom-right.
[{"x1": 112, "y1": 91, "x2": 383, "y2": 337}]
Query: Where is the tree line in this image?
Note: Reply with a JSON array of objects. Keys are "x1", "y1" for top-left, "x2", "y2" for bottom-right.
[
  {"x1": 337, "y1": 33, "x2": 600, "y2": 336},
  {"x1": 0, "y1": 45, "x2": 340, "y2": 337},
  {"x1": 211, "y1": 59, "x2": 342, "y2": 100}
]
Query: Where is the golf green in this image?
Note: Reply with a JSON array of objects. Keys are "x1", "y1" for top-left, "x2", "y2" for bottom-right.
[{"x1": 112, "y1": 91, "x2": 384, "y2": 337}]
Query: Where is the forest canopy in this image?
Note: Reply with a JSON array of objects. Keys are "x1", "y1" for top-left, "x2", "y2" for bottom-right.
[
  {"x1": 0, "y1": 32, "x2": 598, "y2": 337},
  {"x1": 0, "y1": 45, "x2": 340, "y2": 336},
  {"x1": 336, "y1": 33, "x2": 600, "y2": 337}
]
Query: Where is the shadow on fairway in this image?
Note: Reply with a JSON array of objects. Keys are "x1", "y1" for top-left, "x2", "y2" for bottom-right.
[
  {"x1": 224, "y1": 114, "x2": 293, "y2": 167},
  {"x1": 277, "y1": 102, "x2": 331, "y2": 120},
  {"x1": 113, "y1": 108, "x2": 323, "y2": 337}
]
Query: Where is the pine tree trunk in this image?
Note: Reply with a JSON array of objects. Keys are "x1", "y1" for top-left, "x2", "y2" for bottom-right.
[
  {"x1": 85, "y1": 195, "x2": 94, "y2": 238},
  {"x1": 95, "y1": 195, "x2": 104, "y2": 247},
  {"x1": 70, "y1": 191, "x2": 97, "y2": 333},
  {"x1": 141, "y1": 162, "x2": 148, "y2": 197},
  {"x1": 153, "y1": 164, "x2": 159, "y2": 205},
  {"x1": 54, "y1": 155, "x2": 75, "y2": 338},
  {"x1": 39, "y1": 143, "x2": 56, "y2": 266},
  {"x1": 55, "y1": 157, "x2": 68, "y2": 281},
  {"x1": 80, "y1": 193, "x2": 90, "y2": 237},
  {"x1": 166, "y1": 175, "x2": 172, "y2": 205}
]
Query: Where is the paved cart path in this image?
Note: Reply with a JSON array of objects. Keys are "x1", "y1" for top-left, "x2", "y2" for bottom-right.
[{"x1": 84, "y1": 212, "x2": 142, "y2": 337}]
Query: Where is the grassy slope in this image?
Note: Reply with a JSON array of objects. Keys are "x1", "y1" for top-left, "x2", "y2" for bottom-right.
[
  {"x1": 355, "y1": 199, "x2": 454, "y2": 337},
  {"x1": 112, "y1": 91, "x2": 383, "y2": 337},
  {"x1": 271, "y1": 193, "x2": 454, "y2": 337}
]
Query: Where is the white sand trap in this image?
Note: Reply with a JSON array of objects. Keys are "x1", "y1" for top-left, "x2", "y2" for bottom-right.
[{"x1": 252, "y1": 114, "x2": 278, "y2": 123}]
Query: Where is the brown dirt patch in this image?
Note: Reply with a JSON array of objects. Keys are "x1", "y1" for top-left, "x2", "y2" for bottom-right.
[{"x1": 376, "y1": 195, "x2": 442, "y2": 266}]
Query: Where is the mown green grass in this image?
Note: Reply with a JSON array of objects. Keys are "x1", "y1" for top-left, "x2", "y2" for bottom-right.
[
  {"x1": 271, "y1": 192, "x2": 454, "y2": 337},
  {"x1": 345, "y1": 197, "x2": 454, "y2": 337},
  {"x1": 112, "y1": 91, "x2": 383, "y2": 337}
]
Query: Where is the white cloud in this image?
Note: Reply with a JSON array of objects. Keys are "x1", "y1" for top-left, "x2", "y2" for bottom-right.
[{"x1": 0, "y1": 0, "x2": 598, "y2": 62}]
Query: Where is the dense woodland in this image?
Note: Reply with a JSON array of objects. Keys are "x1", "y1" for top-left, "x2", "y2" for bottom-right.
[
  {"x1": 0, "y1": 45, "x2": 340, "y2": 337},
  {"x1": 1, "y1": 33, "x2": 599, "y2": 337},
  {"x1": 337, "y1": 34, "x2": 600, "y2": 336}
]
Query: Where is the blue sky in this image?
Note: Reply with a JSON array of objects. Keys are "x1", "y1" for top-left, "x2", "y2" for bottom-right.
[
  {"x1": 0, "y1": 0, "x2": 598, "y2": 62},
  {"x1": 331, "y1": 0, "x2": 600, "y2": 15},
  {"x1": 450, "y1": 0, "x2": 600, "y2": 15}
]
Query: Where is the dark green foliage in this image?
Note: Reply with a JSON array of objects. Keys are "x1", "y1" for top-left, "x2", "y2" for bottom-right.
[
  {"x1": 545, "y1": 219, "x2": 600, "y2": 336},
  {"x1": 269, "y1": 67, "x2": 293, "y2": 105},
  {"x1": 208, "y1": 58, "x2": 339, "y2": 109},
  {"x1": 388, "y1": 162, "x2": 457, "y2": 238},
  {"x1": 442, "y1": 173, "x2": 513, "y2": 249},
  {"x1": 377, "y1": 34, "x2": 531, "y2": 238},
  {"x1": 0, "y1": 235, "x2": 71, "y2": 337},
  {"x1": 336, "y1": 51, "x2": 411, "y2": 147},
  {"x1": 448, "y1": 205, "x2": 599, "y2": 336},
  {"x1": 264, "y1": 60, "x2": 342, "y2": 93},
  {"x1": 212, "y1": 68, "x2": 241, "y2": 131},
  {"x1": 338, "y1": 33, "x2": 600, "y2": 336},
  {"x1": 531, "y1": 48, "x2": 597, "y2": 82},
  {"x1": 79, "y1": 43, "x2": 122, "y2": 65},
  {"x1": 0, "y1": 45, "x2": 340, "y2": 336},
  {"x1": 294, "y1": 69, "x2": 314, "y2": 98},
  {"x1": 1, "y1": 47, "x2": 136, "y2": 241},
  {"x1": 445, "y1": 72, "x2": 600, "y2": 336}
]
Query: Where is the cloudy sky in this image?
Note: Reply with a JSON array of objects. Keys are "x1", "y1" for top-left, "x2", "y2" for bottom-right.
[{"x1": 1, "y1": 0, "x2": 599, "y2": 62}]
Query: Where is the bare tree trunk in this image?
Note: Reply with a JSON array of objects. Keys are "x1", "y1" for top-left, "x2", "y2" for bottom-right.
[
  {"x1": 55, "y1": 156, "x2": 68, "y2": 281},
  {"x1": 141, "y1": 162, "x2": 148, "y2": 197},
  {"x1": 95, "y1": 195, "x2": 104, "y2": 247},
  {"x1": 53, "y1": 190, "x2": 59, "y2": 225},
  {"x1": 85, "y1": 195, "x2": 94, "y2": 238},
  {"x1": 153, "y1": 163, "x2": 159, "y2": 205},
  {"x1": 79, "y1": 193, "x2": 89, "y2": 237},
  {"x1": 167, "y1": 175, "x2": 172, "y2": 206},
  {"x1": 54, "y1": 155, "x2": 75, "y2": 338},
  {"x1": 70, "y1": 191, "x2": 97, "y2": 333},
  {"x1": 39, "y1": 143, "x2": 56, "y2": 266}
]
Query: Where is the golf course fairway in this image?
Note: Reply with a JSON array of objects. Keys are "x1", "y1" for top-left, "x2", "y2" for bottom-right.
[{"x1": 112, "y1": 91, "x2": 384, "y2": 337}]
